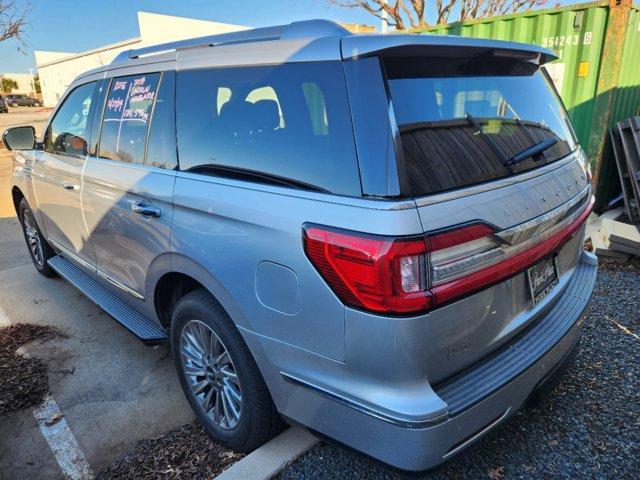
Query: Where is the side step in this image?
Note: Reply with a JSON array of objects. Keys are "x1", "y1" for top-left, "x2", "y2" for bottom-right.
[{"x1": 48, "y1": 255, "x2": 168, "y2": 343}]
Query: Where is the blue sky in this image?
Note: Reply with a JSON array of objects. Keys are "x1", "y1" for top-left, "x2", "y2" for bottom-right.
[
  {"x1": 1, "y1": 0, "x2": 580, "y2": 73},
  {"x1": 0, "y1": 0, "x2": 376, "y2": 73}
]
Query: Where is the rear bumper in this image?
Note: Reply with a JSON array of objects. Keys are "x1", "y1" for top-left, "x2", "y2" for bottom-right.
[{"x1": 249, "y1": 250, "x2": 597, "y2": 471}]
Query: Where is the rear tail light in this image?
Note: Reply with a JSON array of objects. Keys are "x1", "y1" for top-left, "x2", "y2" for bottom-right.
[
  {"x1": 303, "y1": 196, "x2": 593, "y2": 316},
  {"x1": 303, "y1": 227, "x2": 430, "y2": 314}
]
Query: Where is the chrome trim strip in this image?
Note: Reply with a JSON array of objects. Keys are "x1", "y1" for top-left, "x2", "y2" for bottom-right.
[
  {"x1": 95, "y1": 269, "x2": 145, "y2": 300},
  {"x1": 48, "y1": 238, "x2": 145, "y2": 300},
  {"x1": 47, "y1": 238, "x2": 94, "y2": 272},
  {"x1": 497, "y1": 186, "x2": 590, "y2": 245},
  {"x1": 431, "y1": 192, "x2": 593, "y2": 285},
  {"x1": 281, "y1": 372, "x2": 449, "y2": 429},
  {"x1": 414, "y1": 150, "x2": 582, "y2": 208}
]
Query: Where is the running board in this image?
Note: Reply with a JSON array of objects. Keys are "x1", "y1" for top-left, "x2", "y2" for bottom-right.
[{"x1": 47, "y1": 255, "x2": 168, "y2": 343}]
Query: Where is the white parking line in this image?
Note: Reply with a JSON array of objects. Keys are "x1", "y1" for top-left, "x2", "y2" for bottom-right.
[
  {"x1": 0, "y1": 304, "x2": 94, "y2": 479},
  {"x1": 34, "y1": 396, "x2": 94, "y2": 480}
]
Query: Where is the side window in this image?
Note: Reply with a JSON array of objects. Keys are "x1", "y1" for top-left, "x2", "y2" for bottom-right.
[
  {"x1": 302, "y1": 82, "x2": 328, "y2": 135},
  {"x1": 216, "y1": 87, "x2": 232, "y2": 114},
  {"x1": 145, "y1": 72, "x2": 177, "y2": 170},
  {"x1": 245, "y1": 86, "x2": 284, "y2": 128},
  {"x1": 175, "y1": 62, "x2": 361, "y2": 196},
  {"x1": 45, "y1": 82, "x2": 96, "y2": 156},
  {"x1": 99, "y1": 73, "x2": 160, "y2": 164}
]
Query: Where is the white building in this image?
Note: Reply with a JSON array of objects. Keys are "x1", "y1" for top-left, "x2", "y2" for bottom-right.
[
  {"x1": 0, "y1": 72, "x2": 37, "y2": 96},
  {"x1": 35, "y1": 11, "x2": 247, "y2": 107}
]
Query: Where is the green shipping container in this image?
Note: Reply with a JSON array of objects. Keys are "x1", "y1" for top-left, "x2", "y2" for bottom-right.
[{"x1": 414, "y1": 0, "x2": 640, "y2": 210}]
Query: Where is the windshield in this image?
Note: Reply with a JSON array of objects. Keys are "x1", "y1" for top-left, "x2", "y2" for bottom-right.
[{"x1": 385, "y1": 57, "x2": 578, "y2": 197}]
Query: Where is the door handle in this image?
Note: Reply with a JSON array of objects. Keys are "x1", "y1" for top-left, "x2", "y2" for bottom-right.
[
  {"x1": 60, "y1": 181, "x2": 79, "y2": 191},
  {"x1": 131, "y1": 201, "x2": 161, "y2": 218}
]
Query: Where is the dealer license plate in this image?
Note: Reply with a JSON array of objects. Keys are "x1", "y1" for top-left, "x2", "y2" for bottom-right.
[{"x1": 527, "y1": 256, "x2": 559, "y2": 305}]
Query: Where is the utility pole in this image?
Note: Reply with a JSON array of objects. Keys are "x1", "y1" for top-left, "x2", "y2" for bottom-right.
[
  {"x1": 381, "y1": 0, "x2": 389, "y2": 33},
  {"x1": 29, "y1": 68, "x2": 36, "y2": 98}
]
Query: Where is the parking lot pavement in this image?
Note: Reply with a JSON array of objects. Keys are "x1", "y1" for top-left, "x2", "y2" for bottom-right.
[
  {"x1": 0, "y1": 151, "x2": 194, "y2": 478},
  {"x1": 0, "y1": 107, "x2": 51, "y2": 139}
]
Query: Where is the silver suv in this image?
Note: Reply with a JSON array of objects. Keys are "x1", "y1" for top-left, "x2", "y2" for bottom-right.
[{"x1": 4, "y1": 21, "x2": 596, "y2": 471}]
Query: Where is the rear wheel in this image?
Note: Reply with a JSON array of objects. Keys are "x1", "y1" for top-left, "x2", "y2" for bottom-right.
[
  {"x1": 19, "y1": 199, "x2": 56, "y2": 277},
  {"x1": 33, "y1": 101, "x2": 41, "y2": 107},
  {"x1": 11, "y1": 102, "x2": 18, "y2": 107},
  {"x1": 171, "y1": 289, "x2": 282, "y2": 452}
]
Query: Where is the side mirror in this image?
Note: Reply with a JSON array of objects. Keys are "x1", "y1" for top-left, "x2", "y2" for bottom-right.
[{"x1": 2, "y1": 126, "x2": 36, "y2": 151}]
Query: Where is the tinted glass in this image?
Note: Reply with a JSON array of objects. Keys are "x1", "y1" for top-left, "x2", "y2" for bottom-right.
[
  {"x1": 46, "y1": 82, "x2": 95, "y2": 156},
  {"x1": 176, "y1": 62, "x2": 360, "y2": 196},
  {"x1": 385, "y1": 58, "x2": 578, "y2": 197},
  {"x1": 146, "y1": 72, "x2": 177, "y2": 169},
  {"x1": 99, "y1": 73, "x2": 160, "y2": 164}
]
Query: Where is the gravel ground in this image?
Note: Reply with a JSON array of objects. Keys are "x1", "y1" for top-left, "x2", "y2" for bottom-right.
[{"x1": 279, "y1": 258, "x2": 640, "y2": 480}]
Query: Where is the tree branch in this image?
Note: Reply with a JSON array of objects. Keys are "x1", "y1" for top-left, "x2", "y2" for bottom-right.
[
  {"x1": 325, "y1": 0, "x2": 547, "y2": 30},
  {"x1": 0, "y1": 0, "x2": 30, "y2": 49}
]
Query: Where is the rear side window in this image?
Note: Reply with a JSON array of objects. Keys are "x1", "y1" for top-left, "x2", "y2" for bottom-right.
[
  {"x1": 45, "y1": 82, "x2": 96, "y2": 157},
  {"x1": 145, "y1": 72, "x2": 177, "y2": 170},
  {"x1": 99, "y1": 73, "x2": 161, "y2": 164},
  {"x1": 384, "y1": 57, "x2": 578, "y2": 197},
  {"x1": 176, "y1": 62, "x2": 361, "y2": 196}
]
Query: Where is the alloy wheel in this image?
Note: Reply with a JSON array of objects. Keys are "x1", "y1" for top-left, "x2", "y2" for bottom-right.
[
  {"x1": 180, "y1": 319, "x2": 242, "y2": 429},
  {"x1": 23, "y1": 210, "x2": 43, "y2": 267}
]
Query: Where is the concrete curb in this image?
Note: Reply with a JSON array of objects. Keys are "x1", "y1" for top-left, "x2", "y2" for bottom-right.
[{"x1": 215, "y1": 427, "x2": 319, "y2": 480}]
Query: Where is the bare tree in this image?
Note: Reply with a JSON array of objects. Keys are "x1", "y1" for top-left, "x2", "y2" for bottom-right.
[
  {"x1": 327, "y1": 0, "x2": 547, "y2": 29},
  {"x1": 0, "y1": 0, "x2": 29, "y2": 47}
]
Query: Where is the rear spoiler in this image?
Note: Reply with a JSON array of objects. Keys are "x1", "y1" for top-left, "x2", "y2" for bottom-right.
[{"x1": 341, "y1": 34, "x2": 557, "y2": 66}]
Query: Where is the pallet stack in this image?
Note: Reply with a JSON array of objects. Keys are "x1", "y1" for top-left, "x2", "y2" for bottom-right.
[{"x1": 610, "y1": 117, "x2": 640, "y2": 224}]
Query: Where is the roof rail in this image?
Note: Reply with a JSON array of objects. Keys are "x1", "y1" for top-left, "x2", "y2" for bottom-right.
[{"x1": 111, "y1": 19, "x2": 351, "y2": 64}]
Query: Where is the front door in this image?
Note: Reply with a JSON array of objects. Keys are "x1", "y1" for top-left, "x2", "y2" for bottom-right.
[
  {"x1": 81, "y1": 70, "x2": 177, "y2": 299},
  {"x1": 32, "y1": 81, "x2": 98, "y2": 265}
]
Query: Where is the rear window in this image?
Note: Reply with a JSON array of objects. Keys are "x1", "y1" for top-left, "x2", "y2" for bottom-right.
[
  {"x1": 385, "y1": 57, "x2": 578, "y2": 197},
  {"x1": 176, "y1": 61, "x2": 361, "y2": 196}
]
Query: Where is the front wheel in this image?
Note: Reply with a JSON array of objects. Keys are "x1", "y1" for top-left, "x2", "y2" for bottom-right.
[
  {"x1": 171, "y1": 289, "x2": 283, "y2": 452},
  {"x1": 19, "y1": 199, "x2": 56, "y2": 277},
  {"x1": 11, "y1": 102, "x2": 18, "y2": 107},
  {"x1": 33, "y1": 101, "x2": 41, "y2": 107}
]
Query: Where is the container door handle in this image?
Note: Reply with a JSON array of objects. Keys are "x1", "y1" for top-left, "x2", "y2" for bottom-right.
[{"x1": 131, "y1": 201, "x2": 161, "y2": 218}]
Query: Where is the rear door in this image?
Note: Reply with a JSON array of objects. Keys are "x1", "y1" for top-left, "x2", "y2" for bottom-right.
[
  {"x1": 33, "y1": 80, "x2": 98, "y2": 265},
  {"x1": 82, "y1": 69, "x2": 177, "y2": 300},
  {"x1": 381, "y1": 55, "x2": 592, "y2": 381}
]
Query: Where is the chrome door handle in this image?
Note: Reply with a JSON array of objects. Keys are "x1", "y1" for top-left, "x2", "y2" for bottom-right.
[
  {"x1": 131, "y1": 201, "x2": 161, "y2": 218},
  {"x1": 60, "y1": 181, "x2": 79, "y2": 191}
]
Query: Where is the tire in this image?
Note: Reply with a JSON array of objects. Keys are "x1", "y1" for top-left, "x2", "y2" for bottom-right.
[
  {"x1": 19, "y1": 199, "x2": 56, "y2": 277},
  {"x1": 33, "y1": 101, "x2": 41, "y2": 107},
  {"x1": 11, "y1": 102, "x2": 18, "y2": 107},
  {"x1": 171, "y1": 289, "x2": 283, "y2": 452}
]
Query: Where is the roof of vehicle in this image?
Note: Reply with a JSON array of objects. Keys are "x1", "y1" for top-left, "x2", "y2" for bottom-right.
[{"x1": 77, "y1": 19, "x2": 557, "y2": 79}]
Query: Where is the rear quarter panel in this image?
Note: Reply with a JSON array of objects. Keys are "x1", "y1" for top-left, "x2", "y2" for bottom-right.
[{"x1": 171, "y1": 173, "x2": 424, "y2": 362}]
